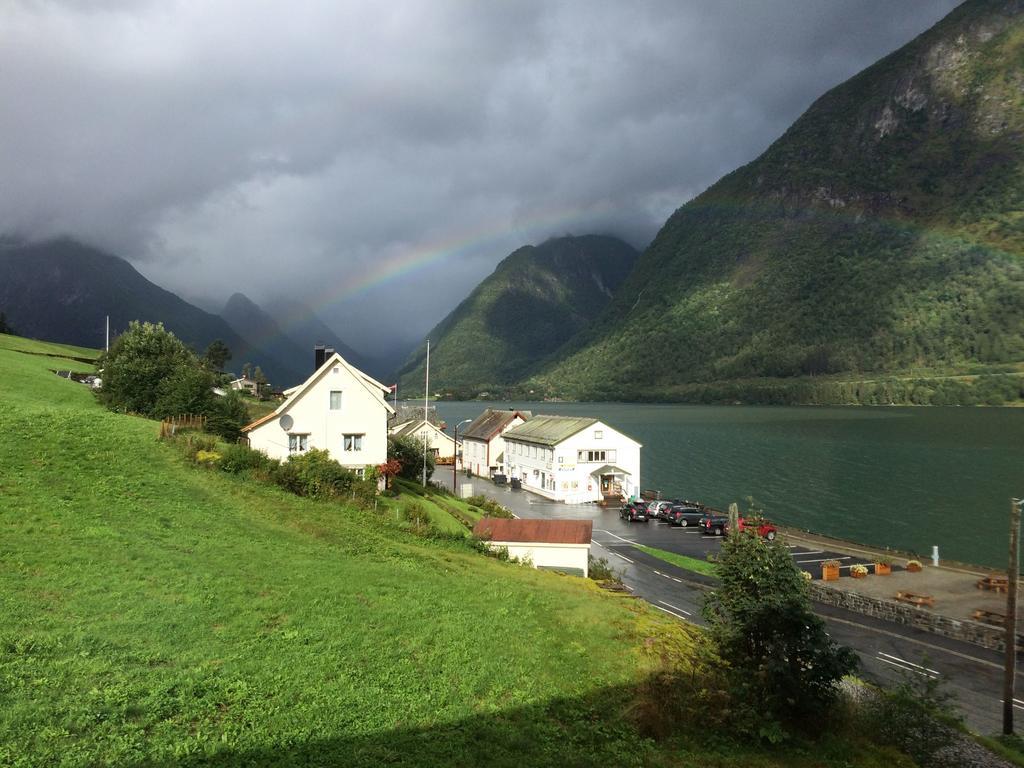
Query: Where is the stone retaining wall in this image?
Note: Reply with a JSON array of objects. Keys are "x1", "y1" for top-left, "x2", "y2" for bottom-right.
[{"x1": 809, "y1": 582, "x2": 1011, "y2": 652}]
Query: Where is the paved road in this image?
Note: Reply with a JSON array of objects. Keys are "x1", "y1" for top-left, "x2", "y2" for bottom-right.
[{"x1": 441, "y1": 474, "x2": 1020, "y2": 734}]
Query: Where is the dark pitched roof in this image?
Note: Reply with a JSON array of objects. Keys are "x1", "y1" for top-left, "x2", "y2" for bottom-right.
[
  {"x1": 502, "y1": 415, "x2": 598, "y2": 447},
  {"x1": 472, "y1": 518, "x2": 593, "y2": 545},
  {"x1": 461, "y1": 409, "x2": 531, "y2": 442}
]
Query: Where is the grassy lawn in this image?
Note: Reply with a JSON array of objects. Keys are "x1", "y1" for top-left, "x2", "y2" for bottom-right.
[
  {"x1": 0, "y1": 335, "x2": 913, "y2": 767},
  {"x1": 635, "y1": 545, "x2": 719, "y2": 577}
]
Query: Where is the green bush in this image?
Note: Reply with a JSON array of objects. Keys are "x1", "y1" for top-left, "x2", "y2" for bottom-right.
[
  {"x1": 388, "y1": 434, "x2": 435, "y2": 481},
  {"x1": 282, "y1": 449, "x2": 358, "y2": 499},
  {"x1": 219, "y1": 444, "x2": 278, "y2": 477},
  {"x1": 465, "y1": 495, "x2": 514, "y2": 518}
]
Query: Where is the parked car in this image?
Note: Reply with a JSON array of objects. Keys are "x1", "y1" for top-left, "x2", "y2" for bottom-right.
[
  {"x1": 727, "y1": 517, "x2": 778, "y2": 541},
  {"x1": 620, "y1": 501, "x2": 649, "y2": 522},
  {"x1": 668, "y1": 505, "x2": 706, "y2": 527},
  {"x1": 699, "y1": 512, "x2": 728, "y2": 536},
  {"x1": 647, "y1": 500, "x2": 673, "y2": 519}
]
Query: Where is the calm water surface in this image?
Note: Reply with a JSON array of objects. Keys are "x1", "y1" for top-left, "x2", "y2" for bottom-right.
[{"x1": 433, "y1": 402, "x2": 1024, "y2": 569}]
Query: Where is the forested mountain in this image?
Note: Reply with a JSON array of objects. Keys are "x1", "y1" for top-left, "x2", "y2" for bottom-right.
[
  {"x1": 531, "y1": 0, "x2": 1024, "y2": 404},
  {"x1": 0, "y1": 238, "x2": 300, "y2": 385},
  {"x1": 395, "y1": 235, "x2": 639, "y2": 396}
]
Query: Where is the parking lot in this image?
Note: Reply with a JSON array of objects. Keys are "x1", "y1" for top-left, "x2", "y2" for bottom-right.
[{"x1": 437, "y1": 471, "x2": 878, "y2": 579}]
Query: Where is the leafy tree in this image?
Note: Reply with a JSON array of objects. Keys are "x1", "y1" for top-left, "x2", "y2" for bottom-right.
[
  {"x1": 153, "y1": 365, "x2": 216, "y2": 419},
  {"x1": 702, "y1": 523, "x2": 857, "y2": 741},
  {"x1": 203, "y1": 339, "x2": 232, "y2": 371},
  {"x1": 253, "y1": 366, "x2": 269, "y2": 398},
  {"x1": 388, "y1": 433, "x2": 434, "y2": 482},
  {"x1": 204, "y1": 390, "x2": 250, "y2": 442},
  {"x1": 242, "y1": 363, "x2": 252, "y2": 380},
  {"x1": 98, "y1": 321, "x2": 197, "y2": 416},
  {"x1": 0, "y1": 311, "x2": 13, "y2": 335},
  {"x1": 377, "y1": 459, "x2": 402, "y2": 490}
]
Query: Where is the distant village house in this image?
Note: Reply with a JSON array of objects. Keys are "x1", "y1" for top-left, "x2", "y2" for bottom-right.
[
  {"x1": 389, "y1": 418, "x2": 457, "y2": 464},
  {"x1": 460, "y1": 408, "x2": 532, "y2": 478}
]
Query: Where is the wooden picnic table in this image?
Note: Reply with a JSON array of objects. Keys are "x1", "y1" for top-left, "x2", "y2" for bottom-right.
[
  {"x1": 977, "y1": 575, "x2": 1009, "y2": 593},
  {"x1": 895, "y1": 591, "x2": 935, "y2": 608},
  {"x1": 971, "y1": 608, "x2": 1006, "y2": 627}
]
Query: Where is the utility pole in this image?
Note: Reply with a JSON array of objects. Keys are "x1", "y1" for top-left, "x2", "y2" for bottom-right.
[
  {"x1": 105, "y1": 315, "x2": 109, "y2": 352},
  {"x1": 1004, "y1": 497, "x2": 1022, "y2": 735},
  {"x1": 422, "y1": 340, "x2": 429, "y2": 487}
]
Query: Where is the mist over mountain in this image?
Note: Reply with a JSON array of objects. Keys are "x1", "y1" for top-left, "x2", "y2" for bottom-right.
[
  {"x1": 0, "y1": 237, "x2": 302, "y2": 385},
  {"x1": 529, "y1": 0, "x2": 1024, "y2": 402},
  {"x1": 396, "y1": 235, "x2": 639, "y2": 396}
]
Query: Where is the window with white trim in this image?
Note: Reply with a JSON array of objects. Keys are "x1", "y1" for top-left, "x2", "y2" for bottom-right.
[
  {"x1": 577, "y1": 449, "x2": 616, "y2": 463},
  {"x1": 594, "y1": 430, "x2": 603, "y2": 439},
  {"x1": 330, "y1": 391, "x2": 342, "y2": 410},
  {"x1": 288, "y1": 434, "x2": 309, "y2": 454},
  {"x1": 343, "y1": 433, "x2": 364, "y2": 451}
]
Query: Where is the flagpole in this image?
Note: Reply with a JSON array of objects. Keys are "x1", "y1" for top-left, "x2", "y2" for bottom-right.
[{"x1": 422, "y1": 340, "x2": 430, "y2": 486}]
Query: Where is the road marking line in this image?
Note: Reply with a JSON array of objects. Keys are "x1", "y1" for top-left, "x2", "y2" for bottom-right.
[
  {"x1": 797, "y1": 556, "x2": 852, "y2": 564},
  {"x1": 658, "y1": 600, "x2": 692, "y2": 616},
  {"x1": 823, "y1": 613, "x2": 1006, "y2": 671},
  {"x1": 611, "y1": 551, "x2": 634, "y2": 564},
  {"x1": 876, "y1": 656, "x2": 937, "y2": 678},
  {"x1": 652, "y1": 604, "x2": 691, "y2": 622},
  {"x1": 596, "y1": 529, "x2": 638, "y2": 544},
  {"x1": 878, "y1": 652, "x2": 940, "y2": 676},
  {"x1": 796, "y1": 550, "x2": 824, "y2": 556},
  {"x1": 672, "y1": 577, "x2": 683, "y2": 583}
]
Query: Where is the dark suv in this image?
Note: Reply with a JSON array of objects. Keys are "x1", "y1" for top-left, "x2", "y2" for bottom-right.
[
  {"x1": 619, "y1": 501, "x2": 649, "y2": 522},
  {"x1": 668, "y1": 505, "x2": 706, "y2": 527}
]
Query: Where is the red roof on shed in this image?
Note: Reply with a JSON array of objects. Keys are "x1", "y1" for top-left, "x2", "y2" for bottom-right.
[{"x1": 472, "y1": 518, "x2": 593, "y2": 545}]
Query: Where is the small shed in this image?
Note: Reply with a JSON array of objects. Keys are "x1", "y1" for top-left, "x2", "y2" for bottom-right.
[{"x1": 472, "y1": 518, "x2": 593, "y2": 577}]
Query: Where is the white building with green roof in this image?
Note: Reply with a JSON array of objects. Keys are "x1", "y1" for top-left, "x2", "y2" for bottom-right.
[{"x1": 503, "y1": 415, "x2": 641, "y2": 504}]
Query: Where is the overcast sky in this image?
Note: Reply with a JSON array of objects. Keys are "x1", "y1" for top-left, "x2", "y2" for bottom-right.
[{"x1": 0, "y1": 0, "x2": 961, "y2": 354}]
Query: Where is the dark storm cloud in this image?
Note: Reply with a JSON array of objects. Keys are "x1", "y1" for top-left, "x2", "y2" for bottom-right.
[{"x1": 0, "y1": 0, "x2": 960, "y2": 351}]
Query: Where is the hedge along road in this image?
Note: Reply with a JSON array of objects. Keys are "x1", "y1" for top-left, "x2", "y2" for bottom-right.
[{"x1": 436, "y1": 472, "x2": 1022, "y2": 735}]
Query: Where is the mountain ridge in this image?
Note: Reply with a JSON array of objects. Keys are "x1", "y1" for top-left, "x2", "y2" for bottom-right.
[
  {"x1": 529, "y1": 0, "x2": 1024, "y2": 403},
  {"x1": 395, "y1": 234, "x2": 639, "y2": 396}
]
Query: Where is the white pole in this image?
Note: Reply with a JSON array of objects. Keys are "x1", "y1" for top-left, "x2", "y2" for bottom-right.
[
  {"x1": 105, "y1": 315, "x2": 109, "y2": 352},
  {"x1": 422, "y1": 339, "x2": 429, "y2": 486}
]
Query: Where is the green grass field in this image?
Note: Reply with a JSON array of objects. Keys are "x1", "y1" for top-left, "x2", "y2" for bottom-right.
[
  {"x1": 635, "y1": 545, "x2": 719, "y2": 578},
  {"x1": 0, "y1": 333, "x2": 913, "y2": 767}
]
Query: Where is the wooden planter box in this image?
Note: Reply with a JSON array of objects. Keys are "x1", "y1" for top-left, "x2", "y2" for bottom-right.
[
  {"x1": 874, "y1": 563, "x2": 891, "y2": 576},
  {"x1": 821, "y1": 564, "x2": 840, "y2": 581}
]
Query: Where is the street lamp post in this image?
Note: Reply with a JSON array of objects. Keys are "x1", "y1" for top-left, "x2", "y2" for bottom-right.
[
  {"x1": 1004, "y1": 497, "x2": 1023, "y2": 735},
  {"x1": 453, "y1": 419, "x2": 472, "y2": 498}
]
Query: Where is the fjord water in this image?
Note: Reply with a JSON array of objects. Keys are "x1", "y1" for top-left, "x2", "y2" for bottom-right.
[{"x1": 435, "y1": 402, "x2": 1024, "y2": 569}]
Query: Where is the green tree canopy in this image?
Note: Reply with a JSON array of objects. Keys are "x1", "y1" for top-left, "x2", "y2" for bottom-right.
[
  {"x1": 387, "y1": 433, "x2": 435, "y2": 483},
  {"x1": 98, "y1": 321, "x2": 197, "y2": 416},
  {"x1": 702, "y1": 524, "x2": 857, "y2": 740},
  {"x1": 203, "y1": 339, "x2": 232, "y2": 371}
]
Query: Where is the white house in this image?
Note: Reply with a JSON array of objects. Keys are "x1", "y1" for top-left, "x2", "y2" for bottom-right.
[
  {"x1": 229, "y1": 376, "x2": 259, "y2": 396},
  {"x1": 472, "y1": 518, "x2": 592, "y2": 577},
  {"x1": 503, "y1": 415, "x2": 641, "y2": 504},
  {"x1": 460, "y1": 409, "x2": 531, "y2": 477},
  {"x1": 389, "y1": 418, "x2": 457, "y2": 463},
  {"x1": 242, "y1": 352, "x2": 395, "y2": 475}
]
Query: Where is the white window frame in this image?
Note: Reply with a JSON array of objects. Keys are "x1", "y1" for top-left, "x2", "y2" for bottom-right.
[
  {"x1": 344, "y1": 433, "x2": 364, "y2": 451},
  {"x1": 330, "y1": 390, "x2": 343, "y2": 410},
  {"x1": 288, "y1": 434, "x2": 310, "y2": 454}
]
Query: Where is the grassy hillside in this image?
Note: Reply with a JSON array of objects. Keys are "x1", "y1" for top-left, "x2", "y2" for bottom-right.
[
  {"x1": 396, "y1": 235, "x2": 638, "y2": 397},
  {"x1": 533, "y1": 0, "x2": 1024, "y2": 404},
  {"x1": 0, "y1": 333, "x2": 910, "y2": 766}
]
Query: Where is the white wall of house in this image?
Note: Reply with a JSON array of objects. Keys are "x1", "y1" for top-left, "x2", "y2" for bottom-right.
[
  {"x1": 505, "y1": 422, "x2": 641, "y2": 503},
  {"x1": 484, "y1": 541, "x2": 590, "y2": 577},
  {"x1": 462, "y1": 414, "x2": 527, "y2": 476},
  {"x1": 398, "y1": 421, "x2": 456, "y2": 462},
  {"x1": 247, "y1": 356, "x2": 390, "y2": 472}
]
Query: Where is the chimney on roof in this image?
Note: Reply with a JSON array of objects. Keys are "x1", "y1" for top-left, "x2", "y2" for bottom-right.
[{"x1": 314, "y1": 344, "x2": 327, "y2": 371}]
